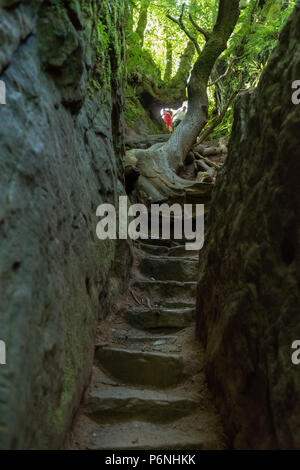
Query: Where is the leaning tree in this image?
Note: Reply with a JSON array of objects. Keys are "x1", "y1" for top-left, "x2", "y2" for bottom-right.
[{"x1": 128, "y1": 0, "x2": 241, "y2": 205}]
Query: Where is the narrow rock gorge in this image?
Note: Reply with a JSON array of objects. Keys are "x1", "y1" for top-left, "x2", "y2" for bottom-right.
[{"x1": 0, "y1": 0, "x2": 299, "y2": 452}]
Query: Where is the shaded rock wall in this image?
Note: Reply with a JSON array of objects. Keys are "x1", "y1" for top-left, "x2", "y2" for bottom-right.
[
  {"x1": 196, "y1": 6, "x2": 300, "y2": 449},
  {"x1": 0, "y1": 0, "x2": 129, "y2": 449}
]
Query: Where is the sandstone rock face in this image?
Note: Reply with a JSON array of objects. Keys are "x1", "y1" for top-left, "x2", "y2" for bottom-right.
[
  {"x1": 0, "y1": 0, "x2": 129, "y2": 449},
  {"x1": 196, "y1": 6, "x2": 300, "y2": 449}
]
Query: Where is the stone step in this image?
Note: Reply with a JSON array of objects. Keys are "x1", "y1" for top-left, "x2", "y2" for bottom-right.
[
  {"x1": 112, "y1": 330, "x2": 178, "y2": 346},
  {"x1": 168, "y1": 245, "x2": 198, "y2": 258},
  {"x1": 85, "y1": 383, "x2": 198, "y2": 423},
  {"x1": 136, "y1": 238, "x2": 191, "y2": 247},
  {"x1": 138, "y1": 243, "x2": 169, "y2": 256},
  {"x1": 125, "y1": 306, "x2": 195, "y2": 330},
  {"x1": 160, "y1": 299, "x2": 195, "y2": 309},
  {"x1": 138, "y1": 243, "x2": 198, "y2": 258},
  {"x1": 95, "y1": 345, "x2": 185, "y2": 388},
  {"x1": 139, "y1": 256, "x2": 198, "y2": 282},
  {"x1": 132, "y1": 280, "x2": 197, "y2": 300},
  {"x1": 74, "y1": 417, "x2": 222, "y2": 450},
  {"x1": 137, "y1": 238, "x2": 172, "y2": 247}
]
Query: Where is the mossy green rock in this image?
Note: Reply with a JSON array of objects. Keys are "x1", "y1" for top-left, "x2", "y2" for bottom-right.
[
  {"x1": 196, "y1": 6, "x2": 300, "y2": 450},
  {"x1": 0, "y1": 0, "x2": 127, "y2": 449}
]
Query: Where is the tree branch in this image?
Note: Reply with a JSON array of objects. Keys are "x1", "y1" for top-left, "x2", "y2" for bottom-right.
[
  {"x1": 208, "y1": 55, "x2": 244, "y2": 87},
  {"x1": 208, "y1": 66, "x2": 231, "y2": 87},
  {"x1": 197, "y1": 88, "x2": 242, "y2": 144},
  {"x1": 188, "y1": 14, "x2": 210, "y2": 41},
  {"x1": 135, "y1": 0, "x2": 151, "y2": 46},
  {"x1": 167, "y1": 3, "x2": 201, "y2": 56}
]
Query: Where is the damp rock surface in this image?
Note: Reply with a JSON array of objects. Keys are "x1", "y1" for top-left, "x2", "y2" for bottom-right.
[
  {"x1": 196, "y1": 6, "x2": 300, "y2": 450},
  {"x1": 0, "y1": 0, "x2": 128, "y2": 450}
]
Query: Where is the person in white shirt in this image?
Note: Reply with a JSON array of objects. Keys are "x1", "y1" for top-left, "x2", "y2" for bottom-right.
[{"x1": 173, "y1": 105, "x2": 187, "y2": 128}]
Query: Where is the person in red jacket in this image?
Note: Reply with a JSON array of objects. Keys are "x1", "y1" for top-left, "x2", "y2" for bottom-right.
[{"x1": 162, "y1": 109, "x2": 173, "y2": 132}]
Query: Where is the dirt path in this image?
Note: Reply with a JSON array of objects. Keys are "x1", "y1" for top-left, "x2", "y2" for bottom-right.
[{"x1": 67, "y1": 242, "x2": 226, "y2": 450}]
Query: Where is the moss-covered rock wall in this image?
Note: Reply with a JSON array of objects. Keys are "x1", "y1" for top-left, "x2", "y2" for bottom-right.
[
  {"x1": 0, "y1": 0, "x2": 129, "y2": 449},
  {"x1": 196, "y1": 5, "x2": 300, "y2": 449}
]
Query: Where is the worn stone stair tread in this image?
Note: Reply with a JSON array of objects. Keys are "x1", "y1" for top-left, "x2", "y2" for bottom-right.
[
  {"x1": 126, "y1": 306, "x2": 195, "y2": 330},
  {"x1": 160, "y1": 299, "x2": 195, "y2": 309},
  {"x1": 143, "y1": 255, "x2": 197, "y2": 261},
  {"x1": 139, "y1": 256, "x2": 198, "y2": 282},
  {"x1": 112, "y1": 331, "x2": 179, "y2": 344},
  {"x1": 138, "y1": 243, "x2": 198, "y2": 258},
  {"x1": 133, "y1": 280, "x2": 197, "y2": 286},
  {"x1": 74, "y1": 418, "x2": 221, "y2": 450},
  {"x1": 132, "y1": 280, "x2": 197, "y2": 299},
  {"x1": 136, "y1": 238, "x2": 172, "y2": 247},
  {"x1": 85, "y1": 384, "x2": 198, "y2": 423},
  {"x1": 95, "y1": 345, "x2": 185, "y2": 388},
  {"x1": 142, "y1": 255, "x2": 198, "y2": 263},
  {"x1": 137, "y1": 243, "x2": 170, "y2": 256},
  {"x1": 168, "y1": 246, "x2": 198, "y2": 258}
]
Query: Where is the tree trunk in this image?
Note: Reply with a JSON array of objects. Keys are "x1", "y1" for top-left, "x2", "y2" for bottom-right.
[
  {"x1": 135, "y1": 0, "x2": 151, "y2": 47},
  {"x1": 162, "y1": 41, "x2": 195, "y2": 104},
  {"x1": 164, "y1": 37, "x2": 173, "y2": 83},
  {"x1": 131, "y1": 0, "x2": 241, "y2": 204},
  {"x1": 197, "y1": 89, "x2": 240, "y2": 144}
]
